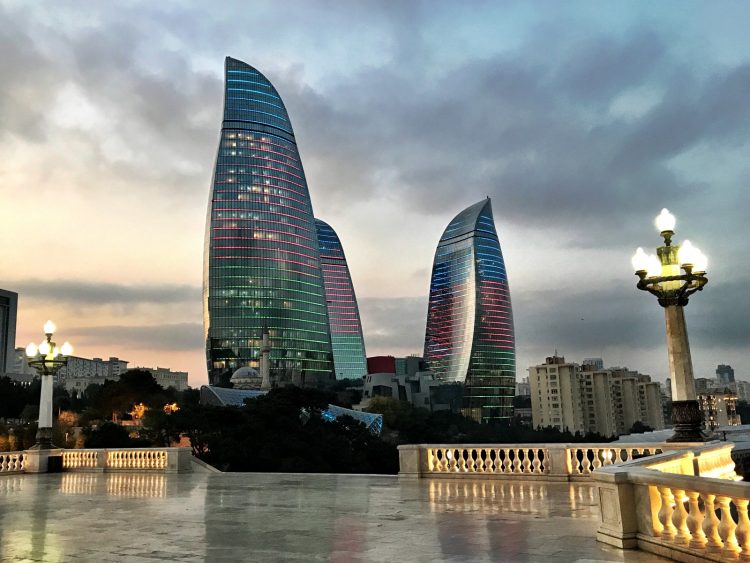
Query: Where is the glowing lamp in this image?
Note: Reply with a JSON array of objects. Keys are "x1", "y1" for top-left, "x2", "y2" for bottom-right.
[
  {"x1": 678, "y1": 240, "x2": 698, "y2": 267},
  {"x1": 25, "y1": 343, "x2": 38, "y2": 357},
  {"x1": 43, "y1": 320, "x2": 56, "y2": 335},
  {"x1": 655, "y1": 208, "x2": 676, "y2": 233},
  {"x1": 693, "y1": 251, "x2": 708, "y2": 273},
  {"x1": 646, "y1": 254, "x2": 662, "y2": 278},
  {"x1": 61, "y1": 341, "x2": 74, "y2": 356},
  {"x1": 38, "y1": 341, "x2": 52, "y2": 356},
  {"x1": 52, "y1": 346, "x2": 60, "y2": 358},
  {"x1": 631, "y1": 247, "x2": 649, "y2": 273}
]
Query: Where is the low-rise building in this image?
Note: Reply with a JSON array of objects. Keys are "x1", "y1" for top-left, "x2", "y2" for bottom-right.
[
  {"x1": 134, "y1": 366, "x2": 189, "y2": 391},
  {"x1": 515, "y1": 377, "x2": 530, "y2": 397},
  {"x1": 11, "y1": 350, "x2": 189, "y2": 394},
  {"x1": 356, "y1": 372, "x2": 455, "y2": 412},
  {"x1": 699, "y1": 390, "x2": 741, "y2": 431}
]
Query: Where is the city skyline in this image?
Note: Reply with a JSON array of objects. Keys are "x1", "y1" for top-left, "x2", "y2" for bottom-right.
[{"x1": 1, "y1": 2, "x2": 749, "y2": 386}]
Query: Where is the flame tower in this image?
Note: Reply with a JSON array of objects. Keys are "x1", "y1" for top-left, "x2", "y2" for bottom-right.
[
  {"x1": 423, "y1": 198, "x2": 515, "y2": 422},
  {"x1": 204, "y1": 57, "x2": 333, "y2": 385},
  {"x1": 315, "y1": 219, "x2": 367, "y2": 379}
]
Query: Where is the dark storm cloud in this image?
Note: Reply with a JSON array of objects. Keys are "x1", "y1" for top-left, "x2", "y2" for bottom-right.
[
  {"x1": 69, "y1": 322, "x2": 203, "y2": 351},
  {"x1": 513, "y1": 279, "x2": 748, "y2": 351},
  {"x1": 277, "y1": 26, "x2": 749, "y2": 248},
  {"x1": 16, "y1": 279, "x2": 201, "y2": 305}
]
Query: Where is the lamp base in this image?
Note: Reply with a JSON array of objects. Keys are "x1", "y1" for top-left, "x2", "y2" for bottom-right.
[
  {"x1": 30, "y1": 426, "x2": 56, "y2": 450},
  {"x1": 667, "y1": 400, "x2": 707, "y2": 443}
]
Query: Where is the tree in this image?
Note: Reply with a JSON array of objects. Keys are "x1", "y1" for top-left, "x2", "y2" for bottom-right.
[
  {"x1": 629, "y1": 421, "x2": 654, "y2": 434},
  {"x1": 84, "y1": 422, "x2": 150, "y2": 448}
]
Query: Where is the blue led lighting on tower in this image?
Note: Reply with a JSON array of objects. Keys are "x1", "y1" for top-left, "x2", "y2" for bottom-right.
[
  {"x1": 423, "y1": 198, "x2": 515, "y2": 423},
  {"x1": 315, "y1": 219, "x2": 367, "y2": 379},
  {"x1": 204, "y1": 57, "x2": 333, "y2": 385}
]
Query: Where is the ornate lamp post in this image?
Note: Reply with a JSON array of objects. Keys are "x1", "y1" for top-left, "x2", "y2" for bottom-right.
[
  {"x1": 25, "y1": 321, "x2": 73, "y2": 449},
  {"x1": 631, "y1": 209, "x2": 708, "y2": 442}
]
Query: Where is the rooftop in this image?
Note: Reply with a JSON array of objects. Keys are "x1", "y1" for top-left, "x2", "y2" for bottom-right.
[{"x1": 0, "y1": 471, "x2": 664, "y2": 562}]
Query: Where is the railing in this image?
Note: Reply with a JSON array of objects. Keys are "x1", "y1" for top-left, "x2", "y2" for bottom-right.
[
  {"x1": 0, "y1": 452, "x2": 25, "y2": 474},
  {"x1": 62, "y1": 450, "x2": 99, "y2": 470},
  {"x1": 594, "y1": 443, "x2": 747, "y2": 562},
  {"x1": 398, "y1": 443, "x2": 703, "y2": 481},
  {"x1": 61, "y1": 447, "x2": 191, "y2": 473}
]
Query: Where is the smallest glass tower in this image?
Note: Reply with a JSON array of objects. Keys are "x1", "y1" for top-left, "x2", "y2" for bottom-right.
[
  {"x1": 423, "y1": 199, "x2": 516, "y2": 423},
  {"x1": 315, "y1": 219, "x2": 367, "y2": 379}
]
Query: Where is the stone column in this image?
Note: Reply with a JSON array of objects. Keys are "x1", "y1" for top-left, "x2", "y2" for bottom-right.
[
  {"x1": 35, "y1": 373, "x2": 55, "y2": 449},
  {"x1": 664, "y1": 305, "x2": 704, "y2": 442},
  {"x1": 665, "y1": 305, "x2": 695, "y2": 401}
]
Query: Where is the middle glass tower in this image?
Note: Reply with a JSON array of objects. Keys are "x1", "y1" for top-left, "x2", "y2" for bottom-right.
[{"x1": 204, "y1": 57, "x2": 333, "y2": 385}]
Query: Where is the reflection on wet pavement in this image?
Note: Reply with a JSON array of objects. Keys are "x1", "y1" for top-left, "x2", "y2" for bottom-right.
[{"x1": 0, "y1": 472, "x2": 666, "y2": 562}]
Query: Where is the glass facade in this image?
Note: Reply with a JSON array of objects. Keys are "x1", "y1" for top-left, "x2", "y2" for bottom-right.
[
  {"x1": 204, "y1": 57, "x2": 333, "y2": 385},
  {"x1": 423, "y1": 199, "x2": 515, "y2": 423},
  {"x1": 315, "y1": 219, "x2": 367, "y2": 379}
]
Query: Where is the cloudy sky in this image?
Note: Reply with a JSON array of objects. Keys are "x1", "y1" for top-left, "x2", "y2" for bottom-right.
[{"x1": 1, "y1": 1, "x2": 749, "y2": 387}]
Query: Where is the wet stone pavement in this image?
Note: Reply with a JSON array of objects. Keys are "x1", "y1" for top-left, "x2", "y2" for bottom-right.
[{"x1": 0, "y1": 472, "x2": 667, "y2": 562}]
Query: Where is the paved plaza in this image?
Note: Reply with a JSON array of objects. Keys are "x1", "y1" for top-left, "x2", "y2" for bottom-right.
[{"x1": 0, "y1": 472, "x2": 665, "y2": 562}]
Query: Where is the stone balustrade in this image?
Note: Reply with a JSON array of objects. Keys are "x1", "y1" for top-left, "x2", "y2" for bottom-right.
[
  {"x1": 594, "y1": 443, "x2": 747, "y2": 562},
  {"x1": 398, "y1": 443, "x2": 702, "y2": 481},
  {"x1": 1, "y1": 447, "x2": 192, "y2": 474},
  {"x1": 63, "y1": 447, "x2": 191, "y2": 473},
  {"x1": 0, "y1": 452, "x2": 25, "y2": 474}
]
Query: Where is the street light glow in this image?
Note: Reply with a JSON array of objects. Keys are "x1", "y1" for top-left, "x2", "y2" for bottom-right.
[
  {"x1": 61, "y1": 341, "x2": 74, "y2": 356},
  {"x1": 631, "y1": 247, "x2": 649, "y2": 272},
  {"x1": 693, "y1": 251, "x2": 708, "y2": 273},
  {"x1": 38, "y1": 341, "x2": 52, "y2": 356},
  {"x1": 43, "y1": 320, "x2": 56, "y2": 335},
  {"x1": 646, "y1": 254, "x2": 662, "y2": 278},
  {"x1": 25, "y1": 343, "x2": 38, "y2": 357},
  {"x1": 678, "y1": 240, "x2": 697, "y2": 267},
  {"x1": 655, "y1": 208, "x2": 676, "y2": 233}
]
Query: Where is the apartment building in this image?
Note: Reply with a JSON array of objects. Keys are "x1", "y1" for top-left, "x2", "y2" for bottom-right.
[{"x1": 529, "y1": 355, "x2": 665, "y2": 437}]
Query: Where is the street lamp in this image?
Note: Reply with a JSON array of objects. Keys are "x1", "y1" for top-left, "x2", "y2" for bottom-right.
[
  {"x1": 25, "y1": 321, "x2": 73, "y2": 449},
  {"x1": 631, "y1": 209, "x2": 708, "y2": 442}
]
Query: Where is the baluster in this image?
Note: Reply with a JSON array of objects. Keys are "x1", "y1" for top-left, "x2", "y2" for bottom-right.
[
  {"x1": 733, "y1": 498, "x2": 750, "y2": 559},
  {"x1": 658, "y1": 486, "x2": 677, "y2": 540},
  {"x1": 717, "y1": 495, "x2": 741, "y2": 557},
  {"x1": 521, "y1": 450, "x2": 531, "y2": 473},
  {"x1": 512, "y1": 450, "x2": 522, "y2": 473},
  {"x1": 582, "y1": 449, "x2": 593, "y2": 474},
  {"x1": 685, "y1": 490, "x2": 707, "y2": 548},
  {"x1": 531, "y1": 449, "x2": 541, "y2": 473},
  {"x1": 703, "y1": 494, "x2": 723, "y2": 551},
  {"x1": 592, "y1": 449, "x2": 603, "y2": 470},
  {"x1": 670, "y1": 488, "x2": 691, "y2": 545}
]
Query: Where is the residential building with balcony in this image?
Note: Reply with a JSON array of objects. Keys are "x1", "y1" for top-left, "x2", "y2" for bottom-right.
[{"x1": 529, "y1": 355, "x2": 664, "y2": 437}]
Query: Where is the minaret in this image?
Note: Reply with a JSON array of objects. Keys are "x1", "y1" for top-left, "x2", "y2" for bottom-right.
[{"x1": 260, "y1": 328, "x2": 272, "y2": 390}]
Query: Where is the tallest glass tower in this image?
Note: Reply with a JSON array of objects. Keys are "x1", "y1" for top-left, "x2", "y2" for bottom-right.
[{"x1": 204, "y1": 57, "x2": 333, "y2": 385}]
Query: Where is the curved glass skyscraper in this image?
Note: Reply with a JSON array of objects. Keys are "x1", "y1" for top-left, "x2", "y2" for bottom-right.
[
  {"x1": 315, "y1": 218, "x2": 367, "y2": 379},
  {"x1": 423, "y1": 199, "x2": 515, "y2": 423},
  {"x1": 204, "y1": 57, "x2": 333, "y2": 385}
]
